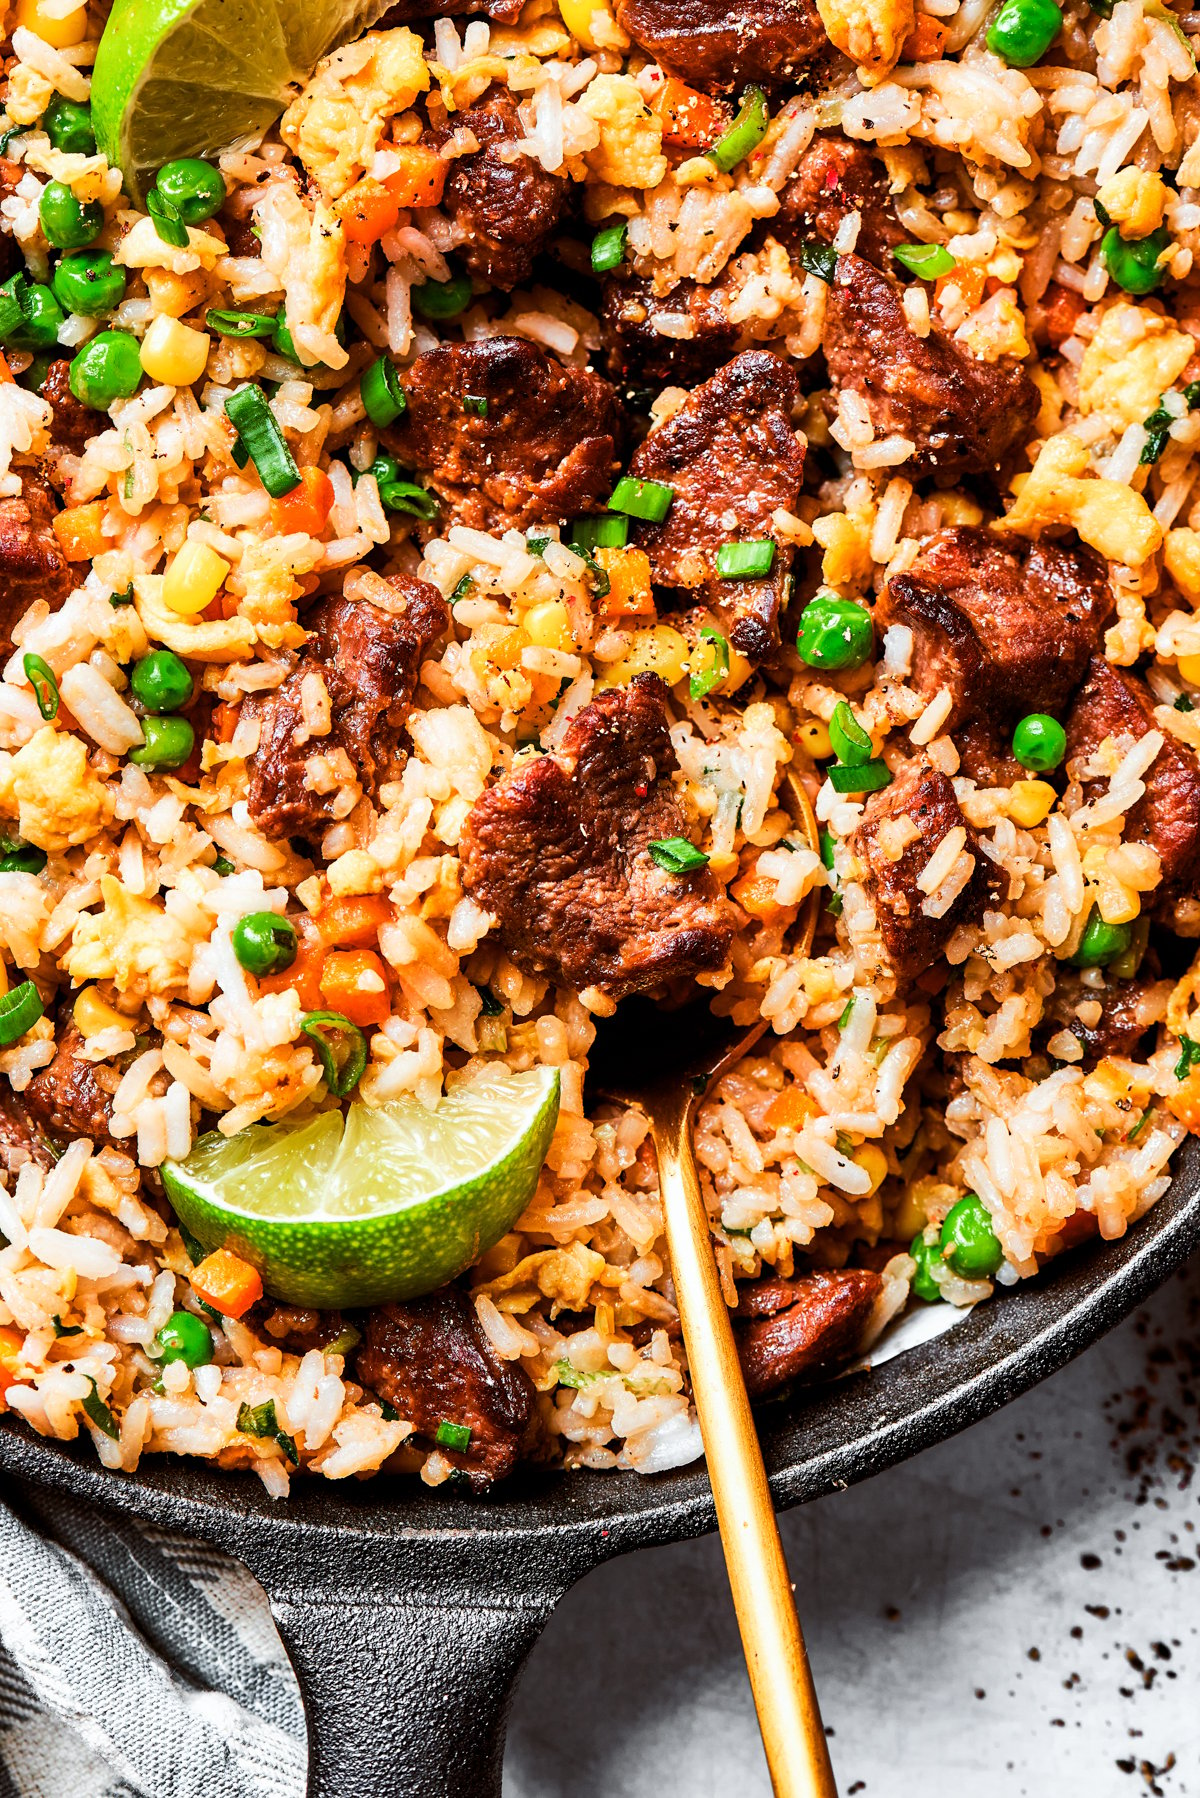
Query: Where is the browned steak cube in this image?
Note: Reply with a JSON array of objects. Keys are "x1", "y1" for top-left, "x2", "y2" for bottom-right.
[
  {"x1": 627, "y1": 350, "x2": 806, "y2": 661},
  {"x1": 734, "y1": 1269, "x2": 883, "y2": 1396},
  {"x1": 460, "y1": 675, "x2": 737, "y2": 999},
  {"x1": 424, "y1": 87, "x2": 569, "y2": 291},
  {"x1": 614, "y1": 0, "x2": 828, "y2": 91},
  {"x1": 0, "y1": 1086, "x2": 55, "y2": 1179},
  {"x1": 600, "y1": 273, "x2": 739, "y2": 385},
  {"x1": 247, "y1": 577, "x2": 448, "y2": 842},
  {"x1": 849, "y1": 759, "x2": 1003, "y2": 980},
  {"x1": 1065, "y1": 656, "x2": 1200, "y2": 910},
  {"x1": 0, "y1": 469, "x2": 74, "y2": 661},
  {"x1": 1044, "y1": 967, "x2": 1166, "y2": 1066},
  {"x1": 776, "y1": 133, "x2": 905, "y2": 271},
  {"x1": 355, "y1": 1287, "x2": 538, "y2": 1490},
  {"x1": 25, "y1": 1018, "x2": 120, "y2": 1149},
  {"x1": 382, "y1": 336, "x2": 622, "y2": 534},
  {"x1": 875, "y1": 527, "x2": 1113, "y2": 777},
  {"x1": 823, "y1": 255, "x2": 1039, "y2": 478},
  {"x1": 40, "y1": 359, "x2": 97, "y2": 459}
]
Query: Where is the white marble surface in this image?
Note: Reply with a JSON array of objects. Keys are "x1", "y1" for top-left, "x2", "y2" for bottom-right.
[{"x1": 506, "y1": 1258, "x2": 1199, "y2": 1798}]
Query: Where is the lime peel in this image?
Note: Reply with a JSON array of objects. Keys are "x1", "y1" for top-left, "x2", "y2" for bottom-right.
[{"x1": 162, "y1": 1066, "x2": 561, "y2": 1309}]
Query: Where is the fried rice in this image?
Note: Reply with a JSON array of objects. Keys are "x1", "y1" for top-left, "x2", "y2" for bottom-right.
[{"x1": 0, "y1": 0, "x2": 1197, "y2": 1495}]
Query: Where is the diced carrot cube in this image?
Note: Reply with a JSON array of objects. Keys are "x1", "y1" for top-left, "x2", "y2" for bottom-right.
[
  {"x1": 1167, "y1": 1069, "x2": 1200, "y2": 1134},
  {"x1": 731, "y1": 869, "x2": 789, "y2": 922},
  {"x1": 595, "y1": 545, "x2": 655, "y2": 617},
  {"x1": 190, "y1": 1248, "x2": 263, "y2": 1318},
  {"x1": 259, "y1": 919, "x2": 326, "y2": 1010},
  {"x1": 653, "y1": 77, "x2": 728, "y2": 149},
  {"x1": 383, "y1": 145, "x2": 448, "y2": 211},
  {"x1": 270, "y1": 465, "x2": 335, "y2": 536},
  {"x1": 319, "y1": 948, "x2": 392, "y2": 1027},
  {"x1": 336, "y1": 176, "x2": 402, "y2": 244},
  {"x1": 901, "y1": 13, "x2": 947, "y2": 59},
  {"x1": 0, "y1": 1323, "x2": 24, "y2": 1406},
  {"x1": 765, "y1": 1088, "x2": 817, "y2": 1131},
  {"x1": 315, "y1": 893, "x2": 394, "y2": 948},
  {"x1": 52, "y1": 500, "x2": 106, "y2": 561},
  {"x1": 1041, "y1": 280, "x2": 1087, "y2": 349}
]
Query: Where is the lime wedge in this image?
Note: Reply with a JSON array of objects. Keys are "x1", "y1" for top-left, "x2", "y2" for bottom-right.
[
  {"x1": 161, "y1": 1067, "x2": 561, "y2": 1308},
  {"x1": 92, "y1": 0, "x2": 396, "y2": 207}
]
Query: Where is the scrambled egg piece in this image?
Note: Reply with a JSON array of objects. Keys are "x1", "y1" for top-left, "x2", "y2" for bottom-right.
[
  {"x1": 0, "y1": 727, "x2": 113, "y2": 854},
  {"x1": 67, "y1": 875, "x2": 201, "y2": 1000},
  {"x1": 1165, "y1": 527, "x2": 1200, "y2": 604},
  {"x1": 281, "y1": 28, "x2": 429, "y2": 200},
  {"x1": 476, "y1": 1242, "x2": 615, "y2": 1315},
  {"x1": 1003, "y1": 433, "x2": 1163, "y2": 567},
  {"x1": 135, "y1": 577, "x2": 256, "y2": 663},
  {"x1": 577, "y1": 75, "x2": 666, "y2": 190},
  {"x1": 813, "y1": 509, "x2": 874, "y2": 587},
  {"x1": 1078, "y1": 303, "x2": 1194, "y2": 428},
  {"x1": 115, "y1": 215, "x2": 228, "y2": 276},
  {"x1": 816, "y1": 0, "x2": 915, "y2": 84},
  {"x1": 956, "y1": 290, "x2": 1030, "y2": 363},
  {"x1": 1095, "y1": 166, "x2": 1169, "y2": 240},
  {"x1": 255, "y1": 185, "x2": 348, "y2": 370}
]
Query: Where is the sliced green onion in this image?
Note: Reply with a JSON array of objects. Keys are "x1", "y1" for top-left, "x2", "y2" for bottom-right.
[
  {"x1": 1176, "y1": 693, "x2": 1194, "y2": 712},
  {"x1": 449, "y1": 574, "x2": 473, "y2": 605},
  {"x1": 23, "y1": 653, "x2": 58, "y2": 720},
  {"x1": 301, "y1": 1009, "x2": 367, "y2": 1097},
  {"x1": 689, "y1": 625, "x2": 730, "y2": 700},
  {"x1": 829, "y1": 700, "x2": 872, "y2": 767},
  {"x1": 0, "y1": 980, "x2": 43, "y2": 1047},
  {"x1": 827, "y1": 758, "x2": 891, "y2": 794},
  {"x1": 463, "y1": 394, "x2": 488, "y2": 417},
  {"x1": 82, "y1": 1377, "x2": 119, "y2": 1439},
  {"x1": 110, "y1": 582, "x2": 135, "y2": 607},
  {"x1": 708, "y1": 85, "x2": 769, "y2": 173},
  {"x1": 146, "y1": 186, "x2": 189, "y2": 249},
  {"x1": 379, "y1": 479, "x2": 439, "y2": 520},
  {"x1": 893, "y1": 242, "x2": 956, "y2": 279},
  {"x1": 526, "y1": 535, "x2": 550, "y2": 556},
  {"x1": 223, "y1": 384, "x2": 300, "y2": 498},
  {"x1": 0, "y1": 842, "x2": 47, "y2": 874},
  {"x1": 584, "y1": 554, "x2": 610, "y2": 600},
  {"x1": 1174, "y1": 1035, "x2": 1200, "y2": 1080},
  {"x1": 716, "y1": 539, "x2": 775, "y2": 579},
  {"x1": 237, "y1": 1397, "x2": 298, "y2": 1463},
  {"x1": 570, "y1": 514, "x2": 628, "y2": 554},
  {"x1": 205, "y1": 308, "x2": 279, "y2": 339},
  {"x1": 591, "y1": 222, "x2": 627, "y2": 273},
  {"x1": 324, "y1": 1325, "x2": 362, "y2": 1356},
  {"x1": 52, "y1": 1315, "x2": 83, "y2": 1337},
  {"x1": 361, "y1": 355, "x2": 406, "y2": 429},
  {"x1": 476, "y1": 983, "x2": 505, "y2": 1016},
  {"x1": 648, "y1": 837, "x2": 709, "y2": 873},
  {"x1": 212, "y1": 853, "x2": 235, "y2": 876},
  {"x1": 608, "y1": 476, "x2": 674, "y2": 523},
  {"x1": 1140, "y1": 403, "x2": 1173, "y2": 465},
  {"x1": 1183, "y1": 380, "x2": 1200, "y2": 411},
  {"x1": 798, "y1": 240, "x2": 837, "y2": 284},
  {"x1": 0, "y1": 276, "x2": 25, "y2": 340},
  {"x1": 838, "y1": 998, "x2": 855, "y2": 1029},
  {"x1": 435, "y1": 1418, "x2": 472, "y2": 1451}
]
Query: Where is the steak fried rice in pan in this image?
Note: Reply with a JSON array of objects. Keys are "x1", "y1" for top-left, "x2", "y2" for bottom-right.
[{"x1": 0, "y1": 0, "x2": 1197, "y2": 1499}]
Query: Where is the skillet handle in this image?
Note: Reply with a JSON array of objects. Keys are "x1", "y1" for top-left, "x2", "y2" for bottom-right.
[{"x1": 243, "y1": 1535, "x2": 585, "y2": 1798}]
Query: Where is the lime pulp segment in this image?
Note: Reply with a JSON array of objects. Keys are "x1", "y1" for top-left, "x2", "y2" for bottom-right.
[
  {"x1": 92, "y1": 0, "x2": 396, "y2": 205},
  {"x1": 161, "y1": 1067, "x2": 561, "y2": 1308}
]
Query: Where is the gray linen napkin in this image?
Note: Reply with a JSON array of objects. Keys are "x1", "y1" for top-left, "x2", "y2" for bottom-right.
[{"x1": 0, "y1": 1480, "x2": 305, "y2": 1798}]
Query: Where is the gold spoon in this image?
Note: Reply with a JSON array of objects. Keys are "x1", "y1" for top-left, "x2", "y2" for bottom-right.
[{"x1": 587, "y1": 768, "x2": 837, "y2": 1798}]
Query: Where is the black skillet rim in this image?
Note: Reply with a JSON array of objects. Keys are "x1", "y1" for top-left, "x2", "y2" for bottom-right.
[{"x1": 0, "y1": 1137, "x2": 1195, "y2": 1557}]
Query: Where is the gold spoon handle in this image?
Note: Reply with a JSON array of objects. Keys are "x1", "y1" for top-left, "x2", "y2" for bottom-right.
[{"x1": 649, "y1": 1087, "x2": 838, "y2": 1798}]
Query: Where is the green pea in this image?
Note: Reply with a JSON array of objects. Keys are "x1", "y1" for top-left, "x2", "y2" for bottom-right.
[
  {"x1": 1069, "y1": 907, "x2": 1133, "y2": 969},
  {"x1": 796, "y1": 594, "x2": 874, "y2": 671},
  {"x1": 155, "y1": 157, "x2": 226, "y2": 226},
  {"x1": 156, "y1": 1309, "x2": 213, "y2": 1368},
  {"x1": 43, "y1": 97, "x2": 95, "y2": 157},
  {"x1": 128, "y1": 714, "x2": 195, "y2": 771},
  {"x1": 130, "y1": 649, "x2": 193, "y2": 714},
  {"x1": 17, "y1": 283, "x2": 65, "y2": 350},
  {"x1": 909, "y1": 1232, "x2": 945, "y2": 1303},
  {"x1": 51, "y1": 250, "x2": 127, "y2": 318},
  {"x1": 1011, "y1": 712, "x2": 1066, "y2": 772},
  {"x1": 38, "y1": 181, "x2": 103, "y2": 250},
  {"x1": 1101, "y1": 224, "x2": 1170, "y2": 296},
  {"x1": 985, "y1": 0, "x2": 1062, "y2": 65},
  {"x1": 68, "y1": 329, "x2": 142, "y2": 410},
  {"x1": 411, "y1": 266, "x2": 473, "y2": 321},
  {"x1": 231, "y1": 910, "x2": 298, "y2": 977},
  {"x1": 940, "y1": 1193, "x2": 1004, "y2": 1279}
]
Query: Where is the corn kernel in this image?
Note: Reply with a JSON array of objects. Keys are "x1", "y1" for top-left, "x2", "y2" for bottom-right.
[
  {"x1": 1096, "y1": 878, "x2": 1140, "y2": 925},
  {"x1": 163, "y1": 538, "x2": 230, "y2": 617},
  {"x1": 1178, "y1": 653, "x2": 1200, "y2": 686},
  {"x1": 891, "y1": 1182, "x2": 931, "y2": 1239},
  {"x1": 601, "y1": 625, "x2": 689, "y2": 688},
  {"x1": 139, "y1": 314, "x2": 211, "y2": 388},
  {"x1": 523, "y1": 599, "x2": 573, "y2": 651},
  {"x1": 1008, "y1": 779, "x2": 1056, "y2": 827},
  {"x1": 557, "y1": 0, "x2": 618, "y2": 49},
  {"x1": 73, "y1": 986, "x2": 130, "y2": 1039},
  {"x1": 937, "y1": 492, "x2": 985, "y2": 528},
  {"x1": 854, "y1": 1143, "x2": 889, "y2": 1195},
  {"x1": 796, "y1": 719, "x2": 832, "y2": 759},
  {"x1": 16, "y1": 0, "x2": 87, "y2": 47}
]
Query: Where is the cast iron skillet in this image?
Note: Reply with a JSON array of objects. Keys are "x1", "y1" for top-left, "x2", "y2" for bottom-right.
[{"x1": 0, "y1": 1143, "x2": 1196, "y2": 1798}]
